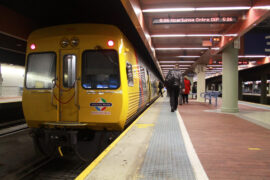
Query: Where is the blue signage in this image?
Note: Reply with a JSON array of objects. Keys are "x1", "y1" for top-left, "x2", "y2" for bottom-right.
[{"x1": 244, "y1": 33, "x2": 270, "y2": 55}]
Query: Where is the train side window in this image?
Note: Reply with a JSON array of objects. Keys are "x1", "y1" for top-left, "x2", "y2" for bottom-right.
[
  {"x1": 82, "y1": 50, "x2": 120, "y2": 89},
  {"x1": 25, "y1": 52, "x2": 56, "y2": 89},
  {"x1": 63, "y1": 54, "x2": 76, "y2": 88},
  {"x1": 126, "y1": 62, "x2": 134, "y2": 87},
  {"x1": 140, "y1": 66, "x2": 146, "y2": 89}
]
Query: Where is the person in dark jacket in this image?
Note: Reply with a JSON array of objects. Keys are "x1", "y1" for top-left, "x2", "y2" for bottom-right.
[
  {"x1": 165, "y1": 64, "x2": 185, "y2": 112},
  {"x1": 158, "y1": 81, "x2": 164, "y2": 97}
]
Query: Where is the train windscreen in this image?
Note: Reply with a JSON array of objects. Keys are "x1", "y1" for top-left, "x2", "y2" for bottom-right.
[
  {"x1": 25, "y1": 53, "x2": 56, "y2": 89},
  {"x1": 82, "y1": 50, "x2": 120, "y2": 89}
]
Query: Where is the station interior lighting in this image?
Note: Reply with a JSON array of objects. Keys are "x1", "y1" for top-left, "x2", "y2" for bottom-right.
[
  {"x1": 159, "y1": 61, "x2": 195, "y2": 63},
  {"x1": 160, "y1": 64, "x2": 190, "y2": 67},
  {"x1": 155, "y1": 47, "x2": 208, "y2": 50},
  {"x1": 177, "y1": 56, "x2": 200, "y2": 58},
  {"x1": 151, "y1": 34, "x2": 237, "y2": 37},
  {"x1": 238, "y1": 55, "x2": 267, "y2": 58},
  {"x1": 142, "y1": 6, "x2": 250, "y2": 13}
]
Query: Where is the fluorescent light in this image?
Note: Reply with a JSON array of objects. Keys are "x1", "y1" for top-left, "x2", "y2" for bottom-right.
[
  {"x1": 238, "y1": 55, "x2": 267, "y2": 58},
  {"x1": 224, "y1": 34, "x2": 238, "y2": 37},
  {"x1": 151, "y1": 34, "x2": 186, "y2": 37},
  {"x1": 196, "y1": 6, "x2": 250, "y2": 11},
  {"x1": 159, "y1": 61, "x2": 195, "y2": 63},
  {"x1": 161, "y1": 64, "x2": 190, "y2": 67},
  {"x1": 151, "y1": 34, "x2": 237, "y2": 37},
  {"x1": 177, "y1": 56, "x2": 200, "y2": 58},
  {"x1": 162, "y1": 67, "x2": 188, "y2": 69},
  {"x1": 211, "y1": 47, "x2": 220, "y2": 50},
  {"x1": 253, "y1": 6, "x2": 270, "y2": 10},
  {"x1": 156, "y1": 47, "x2": 208, "y2": 50},
  {"x1": 142, "y1": 8, "x2": 195, "y2": 13},
  {"x1": 143, "y1": 6, "x2": 250, "y2": 13},
  {"x1": 207, "y1": 65, "x2": 222, "y2": 67}
]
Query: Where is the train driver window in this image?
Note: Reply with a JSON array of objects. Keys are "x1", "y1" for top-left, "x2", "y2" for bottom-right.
[
  {"x1": 25, "y1": 53, "x2": 56, "y2": 89},
  {"x1": 126, "y1": 62, "x2": 134, "y2": 87},
  {"x1": 82, "y1": 50, "x2": 120, "y2": 89}
]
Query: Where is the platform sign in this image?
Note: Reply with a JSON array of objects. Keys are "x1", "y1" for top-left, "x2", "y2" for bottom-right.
[
  {"x1": 153, "y1": 17, "x2": 237, "y2": 24},
  {"x1": 244, "y1": 33, "x2": 270, "y2": 55}
]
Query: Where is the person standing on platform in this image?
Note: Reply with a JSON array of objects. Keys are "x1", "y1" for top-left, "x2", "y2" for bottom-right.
[
  {"x1": 192, "y1": 83, "x2": 197, "y2": 99},
  {"x1": 158, "y1": 81, "x2": 164, "y2": 97},
  {"x1": 182, "y1": 76, "x2": 191, "y2": 104},
  {"x1": 165, "y1": 64, "x2": 185, "y2": 112}
]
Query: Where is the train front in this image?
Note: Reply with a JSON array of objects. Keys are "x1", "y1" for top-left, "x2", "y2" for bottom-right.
[{"x1": 22, "y1": 24, "x2": 127, "y2": 158}]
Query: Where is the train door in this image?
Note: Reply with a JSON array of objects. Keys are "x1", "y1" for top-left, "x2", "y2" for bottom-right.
[
  {"x1": 146, "y1": 70, "x2": 151, "y2": 102},
  {"x1": 59, "y1": 50, "x2": 79, "y2": 122}
]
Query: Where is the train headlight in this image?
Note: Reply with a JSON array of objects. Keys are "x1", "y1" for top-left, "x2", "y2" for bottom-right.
[
  {"x1": 70, "y1": 37, "x2": 79, "y2": 47},
  {"x1": 60, "y1": 38, "x2": 69, "y2": 48},
  {"x1": 107, "y1": 40, "x2": 114, "y2": 47}
]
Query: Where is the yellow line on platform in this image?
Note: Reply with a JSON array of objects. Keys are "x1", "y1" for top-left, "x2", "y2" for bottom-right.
[{"x1": 75, "y1": 98, "x2": 159, "y2": 180}]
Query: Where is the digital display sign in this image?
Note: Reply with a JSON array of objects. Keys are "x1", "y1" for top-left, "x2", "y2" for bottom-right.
[{"x1": 153, "y1": 17, "x2": 237, "y2": 24}]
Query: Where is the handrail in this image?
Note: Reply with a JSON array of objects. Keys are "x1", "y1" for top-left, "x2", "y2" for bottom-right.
[
  {"x1": 51, "y1": 79, "x2": 57, "y2": 109},
  {"x1": 74, "y1": 78, "x2": 80, "y2": 109}
]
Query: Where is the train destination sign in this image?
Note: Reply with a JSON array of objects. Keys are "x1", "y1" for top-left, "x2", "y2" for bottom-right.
[{"x1": 153, "y1": 17, "x2": 237, "y2": 24}]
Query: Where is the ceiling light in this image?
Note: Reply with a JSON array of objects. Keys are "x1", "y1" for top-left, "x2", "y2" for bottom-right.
[
  {"x1": 151, "y1": 34, "x2": 237, "y2": 37},
  {"x1": 142, "y1": 8, "x2": 195, "y2": 13},
  {"x1": 253, "y1": 6, "x2": 270, "y2": 10},
  {"x1": 142, "y1": 6, "x2": 250, "y2": 13},
  {"x1": 161, "y1": 64, "x2": 190, "y2": 67},
  {"x1": 159, "y1": 61, "x2": 195, "y2": 63},
  {"x1": 177, "y1": 56, "x2": 200, "y2": 58},
  {"x1": 156, "y1": 47, "x2": 208, "y2": 50},
  {"x1": 196, "y1": 6, "x2": 250, "y2": 11},
  {"x1": 238, "y1": 55, "x2": 267, "y2": 58},
  {"x1": 207, "y1": 65, "x2": 222, "y2": 67}
]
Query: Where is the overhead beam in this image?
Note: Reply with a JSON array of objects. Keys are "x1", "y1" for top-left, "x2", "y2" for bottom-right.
[
  {"x1": 217, "y1": 0, "x2": 270, "y2": 53},
  {"x1": 192, "y1": 1, "x2": 270, "y2": 72},
  {"x1": 120, "y1": 0, "x2": 164, "y2": 79}
]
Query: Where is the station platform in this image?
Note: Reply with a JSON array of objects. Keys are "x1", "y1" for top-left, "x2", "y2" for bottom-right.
[
  {"x1": 76, "y1": 95, "x2": 270, "y2": 180},
  {"x1": 0, "y1": 96, "x2": 22, "y2": 103}
]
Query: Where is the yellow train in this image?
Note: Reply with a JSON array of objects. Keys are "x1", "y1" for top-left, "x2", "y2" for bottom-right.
[{"x1": 22, "y1": 24, "x2": 160, "y2": 158}]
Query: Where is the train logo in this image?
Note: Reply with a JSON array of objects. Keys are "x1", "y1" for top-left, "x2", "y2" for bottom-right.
[{"x1": 90, "y1": 98, "x2": 112, "y2": 111}]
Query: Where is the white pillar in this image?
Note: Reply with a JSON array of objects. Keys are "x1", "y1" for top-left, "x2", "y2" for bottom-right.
[
  {"x1": 221, "y1": 43, "x2": 239, "y2": 113},
  {"x1": 195, "y1": 65, "x2": 206, "y2": 102}
]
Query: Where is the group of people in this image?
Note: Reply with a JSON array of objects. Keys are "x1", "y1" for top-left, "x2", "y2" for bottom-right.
[{"x1": 158, "y1": 64, "x2": 192, "y2": 112}]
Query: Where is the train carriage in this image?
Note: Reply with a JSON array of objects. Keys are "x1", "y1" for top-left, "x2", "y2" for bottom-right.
[{"x1": 22, "y1": 24, "x2": 160, "y2": 158}]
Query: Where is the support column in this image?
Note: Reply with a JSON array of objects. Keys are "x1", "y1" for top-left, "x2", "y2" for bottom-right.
[
  {"x1": 221, "y1": 44, "x2": 239, "y2": 113},
  {"x1": 260, "y1": 73, "x2": 267, "y2": 104},
  {"x1": 195, "y1": 64, "x2": 206, "y2": 102}
]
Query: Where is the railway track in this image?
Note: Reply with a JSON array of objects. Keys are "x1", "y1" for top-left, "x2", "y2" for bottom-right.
[{"x1": 0, "y1": 123, "x2": 28, "y2": 137}]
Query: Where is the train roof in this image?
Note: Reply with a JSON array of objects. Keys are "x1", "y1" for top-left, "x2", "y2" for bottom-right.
[{"x1": 28, "y1": 24, "x2": 123, "y2": 40}]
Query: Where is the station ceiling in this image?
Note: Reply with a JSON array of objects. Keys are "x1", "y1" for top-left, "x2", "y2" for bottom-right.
[{"x1": 0, "y1": 0, "x2": 270, "y2": 78}]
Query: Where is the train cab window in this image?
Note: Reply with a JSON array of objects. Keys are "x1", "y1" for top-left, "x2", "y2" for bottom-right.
[
  {"x1": 126, "y1": 62, "x2": 134, "y2": 87},
  {"x1": 82, "y1": 50, "x2": 120, "y2": 89},
  {"x1": 25, "y1": 53, "x2": 56, "y2": 89},
  {"x1": 63, "y1": 55, "x2": 76, "y2": 88}
]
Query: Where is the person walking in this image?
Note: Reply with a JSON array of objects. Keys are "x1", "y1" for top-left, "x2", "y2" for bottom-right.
[
  {"x1": 165, "y1": 64, "x2": 185, "y2": 112},
  {"x1": 182, "y1": 76, "x2": 191, "y2": 104},
  {"x1": 158, "y1": 81, "x2": 164, "y2": 97}
]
